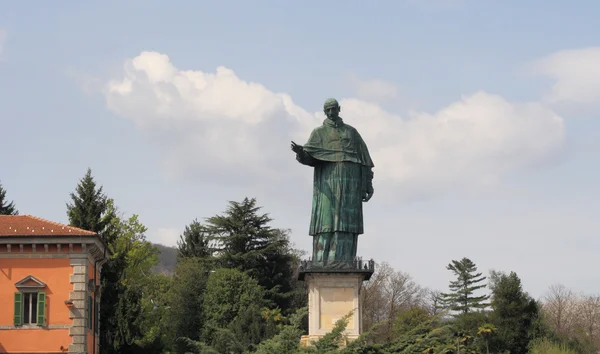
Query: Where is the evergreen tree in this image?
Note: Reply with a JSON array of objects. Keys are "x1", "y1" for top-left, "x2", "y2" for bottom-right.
[
  {"x1": 66, "y1": 170, "x2": 162, "y2": 354},
  {"x1": 66, "y1": 168, "x2": 115, "y2": 237},
  {"x1": 205, "y1": 198, "x2": 297, "y2": 312},
  {"x1": 0, "y1": 182, "x2": 18, "y2": 215},
  {"x1": 168, "y1": 258, "x2": 211, "y2": 354},
  {"x1": 441, "y1": 257, "x2": 490, "y2": 314},
  {"x1": 488, "y1": 270, "x2": 541, "y2": 354},
  {"x1": 177, "y1": 219, "x2": 211, "y2": 259}
]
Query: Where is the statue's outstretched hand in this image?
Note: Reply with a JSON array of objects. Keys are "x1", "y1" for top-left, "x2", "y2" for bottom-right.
[
  {"x1": 291, "y1": 141, "x2": 303, "y2": 154},
  {"x1": 363, "y1": 189, "x2": 374, "y2": 202}
]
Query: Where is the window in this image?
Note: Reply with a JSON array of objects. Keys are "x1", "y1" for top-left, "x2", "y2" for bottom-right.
[
  {"x1": 14, "y1": 292, "x2": 46, "y2": 326},
  {"x1": 23, "y1": 292, "x2": 38, "y2": 324}
]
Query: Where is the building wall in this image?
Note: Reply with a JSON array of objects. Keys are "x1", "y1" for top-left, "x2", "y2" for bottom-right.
[
  {"x1": 86, "y1": 259, "x2": 97, "y2": 354},
  {"x1": 0, "y1": 257, "x2": 72, "y2": 353}
]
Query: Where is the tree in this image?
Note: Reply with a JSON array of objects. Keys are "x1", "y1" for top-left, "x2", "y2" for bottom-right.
[
  {"x1": 363, "y1": 262, "x2": 394, "y2": 331},
  {"x1": 99, "y1": 211, "x2": 163, "y2": 354},
  {"x1": 426, "y1": 290, "x2": 444, "y2": 316},
  {"x1": 201, "y1": 268, "x2": 275, "y2": 352},
  {"x1": 0, "y1": 181, "x2": 18, "y2": 215},
  {"x1": 488, "y1": 270, "x2": 541, "y2": 354},
  {"x1": 167, "y1": 257, "x2": 211, "y2": 354},
  {"x1": 177, "y1": 219, "x2": 211, "y2": 259},
  {"x1": 543, "y1": 284, "x2": 576, "y2": 337},
  {"x1": 205, "y1": 198, "x2": 297, "y2": 312},
  {"x1": 66, "y1": 171, "x2": 162, "y2": 353},
  {"x1": 575, "y1": 295, "x2": 600, "y2": 349},
  {"x1": 441, "y1": 257, "x2": 490, "y2": 314},
  {"x1": 66, "y1": 168, "x2": 115, "y2": 237},
  {"x1": 254, "y1": 308, "x2": 306, "y2": 354}
]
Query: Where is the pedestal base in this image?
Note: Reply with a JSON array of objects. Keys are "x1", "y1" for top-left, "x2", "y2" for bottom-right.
[
  {"x1": 300, "y1": 334, "x2": 360, "y2": 348},
  {"x1": 300, "y1": 272, "x2": 369, "y2": 347}
]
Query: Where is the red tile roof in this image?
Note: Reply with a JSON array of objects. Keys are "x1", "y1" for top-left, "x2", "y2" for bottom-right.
[{"x1": 0, "y1": 215, "x2": 97, "y2": 237}]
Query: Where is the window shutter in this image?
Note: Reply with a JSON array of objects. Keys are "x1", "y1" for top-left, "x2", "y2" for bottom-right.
[
  {"x1": 94, "y1": 299, "x2": 99, "y2": 334},
  {"x1": 37, "y1": 292, "x2": 46, "y2": 326},
  {"x1": 14, "y1": 292, "x2": 23, "y2": 326},
  {"x1": 88, "y1": 296, "x2": 93, "y2": 329}
]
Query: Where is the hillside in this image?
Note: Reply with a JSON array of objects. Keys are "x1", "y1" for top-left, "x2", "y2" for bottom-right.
[{"x1": 152, "y1": 243, "x2": 178, "y2": 275}]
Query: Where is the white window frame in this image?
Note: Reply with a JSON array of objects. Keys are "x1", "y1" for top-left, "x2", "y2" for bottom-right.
[{"x1": 22, "y1": 290, "x2": 38, "y2": 325}]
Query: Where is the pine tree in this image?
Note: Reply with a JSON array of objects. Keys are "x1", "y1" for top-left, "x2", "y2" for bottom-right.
[
  {"x1": 66, "y1": 168, "x2": 114, "y2": 236},
  {"x1": 66, "y1": 169, "x2": 122, "y2": 354},
  {"x1": 0, "y1": 182, "x2": 18, "y2": 215},
  {"x1": 206, "y1": 198, "x2": 296, "y2": 312},
  {"x1": 177, "y1": 219, "x2": 211, "y2": 259},
  {"x1": 441, "y1": 257, "x2": 490, "y2": 314}
]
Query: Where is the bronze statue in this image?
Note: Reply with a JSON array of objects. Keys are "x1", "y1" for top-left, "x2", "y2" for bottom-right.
[{"x1": 291, "y1": 98, "x2": 374, "y2": 266}]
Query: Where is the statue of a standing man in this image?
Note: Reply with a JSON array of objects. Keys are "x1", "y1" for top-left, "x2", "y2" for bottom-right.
[{"x1": 291, "y1": 98, "x2": 375, "y2": 266}]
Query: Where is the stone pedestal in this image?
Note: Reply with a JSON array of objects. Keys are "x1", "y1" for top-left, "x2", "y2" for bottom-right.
[{"x1": 298, "y1": 260, "x2": 374, "y2": 347}]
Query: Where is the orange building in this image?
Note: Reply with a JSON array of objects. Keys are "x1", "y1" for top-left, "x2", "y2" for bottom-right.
[{"x1": 0, "y1": 215, "x2": 109, "y2": 354}]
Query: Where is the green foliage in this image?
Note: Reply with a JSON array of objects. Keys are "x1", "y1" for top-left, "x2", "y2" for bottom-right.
[
  {"x1": 388, "y1": 312, "x2": 457, "y2": 354},
  {"x1": 62, "y1": 178, "x2": 599, "y2": 354},
  {"x1": 66, "y1": 168, "x2": 115, "y2": 236},
  {"x1": 67, "y1": 170, "x2": 165, "y2": 354},
  {"x1": 177, "y1": 218, "x2": 212, "y2": 259},
  {"x1": 255, "y1": 308, "x2": 307, "y2": 354},
  {"x1": 441, "y1": 258, "x2": 490, "y2": 314},
  {"x1": 202, "y1": 268, "x2": 270, "y2": 349},
  {"x1": 102, "y1": 213, "x2": 163, "y2": 353},
  {"x1": 0, "y1": 181, "x2": 18, "y2": 215},
  {"x1": 392, "y1": 307, "x2": 432, "y2": 336},
  {"x1": 304, "y1": 313, "x2": 352, "y2": 353},
  {"x1": 167, "y1": 257, "x2": 211, "y2": 353},
  {"x1": 529, "y1": 338, "x2": 578, "y2": 354},
  {"x1": 205, "y1": 198, "x2": 297, "y2": 311},
  {"x1": 488, "y1": 270, "x2": 541, "y2": 354}
]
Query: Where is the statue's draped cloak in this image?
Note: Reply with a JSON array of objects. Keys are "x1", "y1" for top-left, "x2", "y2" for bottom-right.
[{"x1": 296, "y1": 118, "x2": 374, "y2": 237}]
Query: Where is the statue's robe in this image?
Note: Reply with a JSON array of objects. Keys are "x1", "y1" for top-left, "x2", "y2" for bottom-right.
[{"x1": 296, "y1": 117, "x2": 374, "y2": 264}]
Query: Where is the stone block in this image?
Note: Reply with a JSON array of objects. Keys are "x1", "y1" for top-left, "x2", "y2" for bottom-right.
[
  {"x1": 69, "y1": 257, "x2": 87, "y2": 265},
  {"x1": 70, "y1": 326, "x2": 85, "y2": 336},
  {"x1": 68, "y1": 343, "x2": 85, "y2": 352},
  {"x1": 72, "y1": 335, "x2": 85, "y2": 344},
  {"x1": 72, "y1": 318, "x2": 86, "y2": 327},
  {"x1": 73, "y1": 282, "x2": 87, "y2": 291},
  {"x1": 73, "y1": 265, "x2": 86, "y2": 275},
  {"x1": 70, "y1": 291, "x2": 86, "y2": 300},
  {"x1": 69, "y1": 308, "x2": 83, "y2": 319},
  {"x1": 70, "y1": 274, "x2": 86, "y2": 283}
]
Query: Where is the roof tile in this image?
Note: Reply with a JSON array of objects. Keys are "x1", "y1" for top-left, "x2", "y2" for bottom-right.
[{"x1": 0, "y1": 215, "x2": 97, "y2": 237}]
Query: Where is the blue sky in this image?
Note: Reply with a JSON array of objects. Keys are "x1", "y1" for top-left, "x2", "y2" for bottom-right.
[{"x1": 1, "y1": 0, "x2": 599, "y2": 300}]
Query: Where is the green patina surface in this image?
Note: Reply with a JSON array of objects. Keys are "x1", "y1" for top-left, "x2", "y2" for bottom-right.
[{"x1": 291, "y1": 98, "x2": 374, "y2": 266}]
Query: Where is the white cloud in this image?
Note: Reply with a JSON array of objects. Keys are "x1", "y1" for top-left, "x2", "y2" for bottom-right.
[
  {"x1": 151, "y1": 227, "x2": 180, "y2": 247},
  {"x1": 0, "y1": 30, "x2": 7, "y2": 56},
  {"x1": 533, "y1": 47, "x2": 600, "y2": 104},
  {"x1": 103, "y1": 51, "x2": 565, "y2": 197},
  {"x1": 347, "y1": 74, "x2": 398, "y2": 103},
  {"x1": 341, "y1": 93, "x2": 564, "y2": 196}
]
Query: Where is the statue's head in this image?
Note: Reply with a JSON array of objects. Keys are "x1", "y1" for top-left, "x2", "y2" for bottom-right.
[{"x1": 323, "y1": 98, "x2": 341, "y2": 120}]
